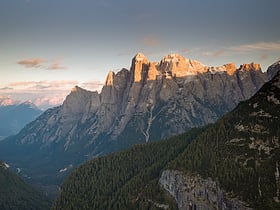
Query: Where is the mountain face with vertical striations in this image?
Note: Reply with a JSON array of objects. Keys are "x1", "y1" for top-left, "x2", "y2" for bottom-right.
[{"x1": 0, "y1": 53, "x2": 268, "y2": 195}]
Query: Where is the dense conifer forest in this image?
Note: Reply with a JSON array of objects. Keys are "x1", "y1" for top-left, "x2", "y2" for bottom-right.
[
  {"x1": 52, "y1": 128, "x2": 203, "y2": 210},
  {"x1": 0, "y1": 160, "x2": 51, "y2": 210}
]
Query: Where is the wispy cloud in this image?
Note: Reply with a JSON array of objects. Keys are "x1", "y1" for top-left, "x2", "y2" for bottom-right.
[
  {"x1": 229, "y1": 41, "x2": 280, "y2": 52},
  {"x1": 17, "y1": 58, "x2": 68, "y2": 70},
  {"x1": 79, "y1": 81, "x2": 103, "y2": 91},
  {"x1": 259, "y1": 53, "x2": 269, "y2": 60},
  {"x1": 180, "y1": 48, "x2": 189, "y2": 55},
  {"x1": 17, "y1": 58, "x2": 46, "y2": 68},
  {"x1": 142, "y1": 34, "x2": 161, "y2": 47},
  {"x1": 201, "y1": 50, "x2": 226, "y2": 57},
  {"x1": 47, "y1": 60, "x2": 68, "y2": 70},
  {"x1": 6, "y1": 80, "x2": 103, "y2": 93},
  {"x1": 9, "y1": 80, "x2": 78, "y2": 91}
]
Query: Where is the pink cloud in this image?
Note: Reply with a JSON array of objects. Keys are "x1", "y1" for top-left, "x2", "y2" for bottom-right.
[
  {"x1": 229, "y1": 41, "x2": 280, "y2": 52},
  {"x1": 260, "y1": 54, "x2": 269, "y2": 60},
  {"x1": 34, "y1": 95, "x2": 67, "y2": 108},
  {"x1": 17, "y1": 57, "x2": 68, "y2": 70},
  {"x1": 17, "y1": 58, "x2": 46, "y2": 68},
  {"x1": 200, "y1": 49, "x2": 226, "y2": 57},
  {"x1": 9, "y1": 80, "x2": 78, "y2": 91},
  {"x1": 180, "y1": 48, "x2": 189, "y2": 54},
  {"x1": 213, "y1": 50, "x2": 225, "y2": 57},
  {"x1": 142, "y1": 34, "x2": 161, "y2": 47}
]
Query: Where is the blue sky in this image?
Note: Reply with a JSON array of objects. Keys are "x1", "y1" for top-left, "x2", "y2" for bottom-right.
[{"x1": 0, "y1": 0, "x2": 280, "y2": 108}]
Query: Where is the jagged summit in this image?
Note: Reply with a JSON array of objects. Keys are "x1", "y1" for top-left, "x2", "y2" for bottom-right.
[
  {"x1": 239, "y1": 62, "x2": 261, "y2": 71},
  {"x1": 133, "y1": 52, "x2": 148, "y2": 61},
  {"x1": 112, "y1": 54, "x2": 264, "y2": 84},
  {"x1": 105, "y1": 71, "x2": 115, "y2": 86}
]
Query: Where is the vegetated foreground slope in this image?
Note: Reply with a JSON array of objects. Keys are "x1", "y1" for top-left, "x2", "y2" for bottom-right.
[
  {"x1": 52, "y1": 128, "x2": 203, "y2": 210},
  {"x1": 53, "y1": 63, "x2": 280, "y2": 209},
  {"x1": 0, "y1": 160, "x2": 51, "y2": 210}
]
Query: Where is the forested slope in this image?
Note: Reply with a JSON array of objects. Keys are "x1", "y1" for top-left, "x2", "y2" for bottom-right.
[
  {"x1": 52, "y1": 128, "x2": 203, "y2": 210},
  {"x1": 0, "y1": 160, "x2": 51, "y2": 210}
]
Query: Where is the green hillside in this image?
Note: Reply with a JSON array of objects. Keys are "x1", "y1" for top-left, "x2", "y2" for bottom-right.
[
  {"x1": 52, "y1": 128, "x2": 203, "y2": 210},
  {"x1": 0, "y1": 160, "x2": 51, "y2": 210}
]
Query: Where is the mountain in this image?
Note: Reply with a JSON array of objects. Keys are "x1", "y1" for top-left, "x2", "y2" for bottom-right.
[
  {"x1": 0, "y1": 53, "x2": 267, "y2": 196},
  {"x1": 0, "y1": 160, "x2": 51, "y2": 210},
  {"x1": 0, "y1": 100, "x2": 42, "y2": 138},
  {"x1": 52, "y1": 61, "x2": 280, "y2": 209}
]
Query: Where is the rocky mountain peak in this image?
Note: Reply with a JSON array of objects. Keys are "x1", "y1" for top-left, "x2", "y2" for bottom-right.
[
  {"x1": 131, "y1": 52, "x2": 150, "y2": 82},
  {"x1": 62, "y1": 86, "x2": 93, "y2": 118},
  {"x1": 224, "y1": 62, "x2": 237, "y2": 75},
  {"x1": 105, "y1": 71, "x2": 115, "y2": 86},
  {"x1": 159, "y1": 53, "x2": 206, "y2": 78},
  {"x1": 239, "y1": 63, "x2": 261, "y2": 71},
  {"x1": 133, "y1": 52, "x2": 148, "y2": 62}
]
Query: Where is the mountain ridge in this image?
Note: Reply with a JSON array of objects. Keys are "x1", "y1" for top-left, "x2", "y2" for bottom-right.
[
  {"x1": 0, "y1": 53, "x2": 268, "y2": 196},
  {"x1": 0, "y1": 101, "x2": 42, "y2": 138}
]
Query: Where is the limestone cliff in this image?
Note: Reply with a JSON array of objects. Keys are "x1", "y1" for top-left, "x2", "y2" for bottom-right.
[{"x1": 159, "y1": 170, "x2": 252, "y2": 210}]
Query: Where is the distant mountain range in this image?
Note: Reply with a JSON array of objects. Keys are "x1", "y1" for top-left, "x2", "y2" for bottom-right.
[
  {"x1": 52, "y1": 61, "x2": 280, "y2": 209},
  {"x1": 0, "y1": 53, "x2": 272, "y2": 197},
  {"x1": 0, "y1": 100, "x2": 42, "y2": 138}
]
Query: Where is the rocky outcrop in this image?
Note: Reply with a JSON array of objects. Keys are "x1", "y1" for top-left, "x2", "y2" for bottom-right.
[
  {"x1": 159, "y1": 170, "x2": 252, "y2": 210},
  {"x1": 159, "y1": 54, "x2": 207, "y2": 78},
  {"x1": 267, "y1": 60, "x2": 280, "y2": 80}
]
